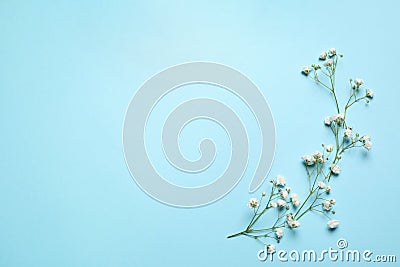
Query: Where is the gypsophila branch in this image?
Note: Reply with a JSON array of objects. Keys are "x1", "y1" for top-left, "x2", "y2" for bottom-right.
[{"x1": 228, "y1": 48, "x2": 374, "y2": 250}]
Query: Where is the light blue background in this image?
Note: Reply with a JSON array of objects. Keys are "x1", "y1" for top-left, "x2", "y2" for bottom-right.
[{"x1": 1, "y1": 1, "x2": 399, "y2": 266}]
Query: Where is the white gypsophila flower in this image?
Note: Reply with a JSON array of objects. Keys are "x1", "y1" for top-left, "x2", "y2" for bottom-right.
[
  {"x1": 364, "y1": 140, "x2": 373, "y2": 150},
  {"x1": 344, "y1": 127, "x2": 353, "y2": 138},
  {"x1": 330, "y1": 199, "x2": 336, "y2": 205},
  {"x1": 318, "y1": 181, "x2": 326, "y2": 189},
  {"x1": 267, "y1": 244, "x2": 276, "y2": 254},
  {"x1": 360, "y1": 135, "x2": 371, "y2": 142},
  {"x1": 277, "y1": 199, "x2": 287, "y2": 207},
  {"x1": 302, "y1": 154, "x2": 316, "y2": 166},
  {"x1": 286, "y1": 213, "x2": 294, "y2": 222},
  {"x1": 331, "y1": 113, "x2": 344, "y2": 123},
  {"x1": 327, "y1": 219, "x2": 340, "y2": 229},
  {"x1": 355, "y1": 78, "x2": 364, "y2": 87},
  {"x1": 319, "y1": 51, "x2": 327, "y2": 60},
  {"x1": 286, "y1": 213, "x2": 300, "y2": 228},
  {"x1": 328, "y1": 48, "x2": 336, "y2": 57},
  {"x1": 313, "y1": 150, "x2": 323, "y2": 159},
  {"x1": 324, "y1": 116, "x2": 332, "y2": 126},
  {"x1": 280, "y1": 189, "x2": 289, "y2": 199},
  {"x1": 302, "y1": 66, "x2": 311, "y2": 75},
  {"x1": 289, "y1": 220, "x2": 301, "y2": 228},
  {"x1": 366, "y1": 89, "x2": 374, "y2": 98},
  {"x1": 326, "y1": 187, "x2": 332, "y2": 194},
  {"x1": 324, "y1": 59, "x2": 333, "y2": 67},
  {"x1": 276, "y1": 175, "x2": 286, "y2": 186},
  {"x1": 326, "y1": 144, "x2": 334, "y2": 153},
  {"x1": 323, "y1": 200, "x2": 332, "y2": 211},
  {"x1": 270, "y1": 201, "x2": 277, "y2": 208},
  {"x1": 291, "y1": 193, "x2": 300, "y2": 206},
  {"x1": 331, "y1": 164, "x2": 341, "y2": 175},
  {"x1": 312, "y1": 151, "x2": 324, "y2": 163},
  {"x1": 248, "y1": 198, "x2": 259, "y2": 208},
  {"x1": 275, "y1": 228, "x2": 284, "y2": 238}
]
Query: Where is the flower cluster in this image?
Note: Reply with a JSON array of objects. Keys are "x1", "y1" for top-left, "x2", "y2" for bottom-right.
[
  {"x1": 248, "y1": 198, "x2": 260, "y2": 208},
  {"x1": 228, "y1": 48, "x2": 374, "y2": 248},
  {"x1": 361, "y1": 135, "x2": 373, "y2": 150},
  {"x1": 302, "y1": 150, "x2": 325, "y2": 165},
  {"x1": 286, "y1": 213, "x2": 300, "y2": 228},
  {"x1": 246, "y1": 175, "x2": 302, "y2": 213},
  {"x1": 324, "y1": 113, "x2": 344, "y2": 126}
]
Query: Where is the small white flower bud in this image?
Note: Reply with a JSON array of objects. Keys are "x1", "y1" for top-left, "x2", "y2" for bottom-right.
[
  {"x1": 355, "y1": 78, "x2": 364, "y2": 87},
  {"x1": 326, "y1": 186, "x2": 331, "y2": 193},
  {"x1": 326, "y1": 144, "x2": 334, "y2": 152},
  {"x1": 366, "y1": 89, "x2": 374, "y2": 98},
  {"x1": 327, "y1": 219, "x2": 339, "y2": 229},
  {"x1": 302, "y1": 66, "x2": 311, "y2": 75},
  {"x1": 324, "y1": 59, "x2": 333, "y2": 67},
  {"x1": 319, "y1": 51, "x2": 327, "y2": 60}
]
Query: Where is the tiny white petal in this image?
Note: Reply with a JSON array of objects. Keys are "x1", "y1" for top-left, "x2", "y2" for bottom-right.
[{"x1": 327, "y1": 219, "x2": 340, "y2": 229}]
